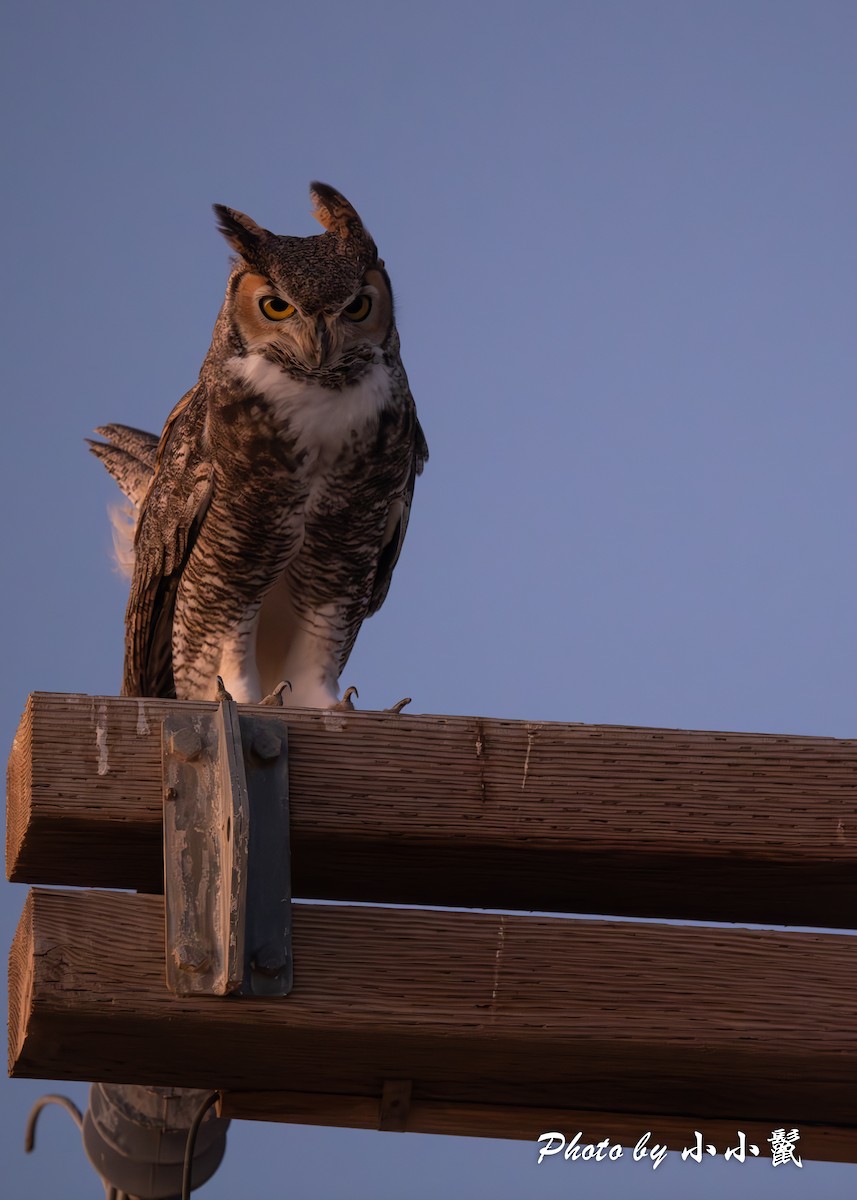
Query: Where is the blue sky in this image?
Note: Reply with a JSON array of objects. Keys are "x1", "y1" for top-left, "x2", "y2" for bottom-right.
[{"x1": 2, "y1": 1, "x2": 855, "y2": 1196}]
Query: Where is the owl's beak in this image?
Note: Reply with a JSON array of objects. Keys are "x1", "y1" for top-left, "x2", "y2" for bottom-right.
[{"x1": 313, "y1": 315, "x2": 331, "y2": 367}]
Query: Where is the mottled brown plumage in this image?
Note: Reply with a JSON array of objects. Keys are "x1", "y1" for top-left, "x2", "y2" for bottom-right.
[{"x1": 91, "y1": 182, "x2": 426, "y2": 706}]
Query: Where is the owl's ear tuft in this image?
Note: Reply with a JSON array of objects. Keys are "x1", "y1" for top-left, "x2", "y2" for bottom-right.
[
  {"x1": 309, "y1": 182, "x2": 368, "y2": 242},
  {"x1": 213, "y1": 205, "x2": 270, "y2": 259}
]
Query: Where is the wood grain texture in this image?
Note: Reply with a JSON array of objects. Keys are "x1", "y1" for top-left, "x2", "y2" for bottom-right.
[
  {"x1": 6, "y1": 693, "x2": 857, "y2": 924},
  {"x1": 10, "y1": 887, "x2": 857, "y2": 1155}
]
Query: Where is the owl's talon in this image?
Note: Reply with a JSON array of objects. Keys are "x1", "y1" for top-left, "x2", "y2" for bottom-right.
[
  {"x1": 215, "y1": 676, "x2": 233, "y2": 702},
  {"x1": 332, "y1": 685, "x2": 359, "y2": 712},
  {"x1": 385, "y1": 697, "x2": 411, "y2": 714},
  {"x1": 260, "y1": 680, "x2": 292, "y2": 706}
]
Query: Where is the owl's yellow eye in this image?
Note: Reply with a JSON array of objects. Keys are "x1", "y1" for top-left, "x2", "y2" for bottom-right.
[
  {"x1": 259, "y1": 296, "x2": 296, "y2": 321},
  {"x1": 343, "y1": 294, "x2": 372, "y2": 322}
]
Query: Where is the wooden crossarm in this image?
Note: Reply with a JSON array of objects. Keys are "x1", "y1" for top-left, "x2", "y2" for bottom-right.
[
  {"x1": 6, "y1": 692, "x2": 857, "y2": 925},
  {"x1": 10, "y1": 887, "x2": 857, "y2": 1161}
]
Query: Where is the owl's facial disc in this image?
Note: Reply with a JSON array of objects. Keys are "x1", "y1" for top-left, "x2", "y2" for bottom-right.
[{"x1": 233, "y1": 269, "x2": 393, "y2": 374}]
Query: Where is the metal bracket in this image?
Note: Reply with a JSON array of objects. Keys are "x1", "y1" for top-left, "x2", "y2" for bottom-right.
[
  {"x1": 162, "y1": 691, "x2": 292, "y2": 997},
  {"x1": 379, "y1": 1079, "x2": 412, "y2": 1132}
]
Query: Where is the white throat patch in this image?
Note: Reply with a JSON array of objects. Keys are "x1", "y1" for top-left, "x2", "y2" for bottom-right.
[{"x1": 228, "y1": 354, "x2": 393, "y2": 456}]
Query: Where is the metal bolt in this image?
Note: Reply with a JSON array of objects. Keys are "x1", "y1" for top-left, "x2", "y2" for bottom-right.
[
  {"x1": 252, "y1": 954, "x2": 288, "y2": 977},
  {"x1": 252, "y1": 728, "x2": 282, "y2": 761},
  {"x1": 164, "y1": 785, "x2": 178, "y2": 802},
  {"x1": 174, "y1": 943, "x2": 210, "y2": 974},
  {"x1": 170, "y1": 727, "x2": 202, "y2": 762}
]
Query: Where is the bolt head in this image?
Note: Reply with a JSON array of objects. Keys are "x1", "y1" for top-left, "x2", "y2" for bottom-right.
[
  {"x1": 170, "y1": 727, "x2": 202, "y2": 762},
  {"x1": 173, "y1": 943, "x2": 210, "y2": 974},
  {"x1": 253, "y1": 955, "x2": 288, "y2": 977},
  {"x1": 252, "y1": 728, "x2": 282, "y2": 761}
]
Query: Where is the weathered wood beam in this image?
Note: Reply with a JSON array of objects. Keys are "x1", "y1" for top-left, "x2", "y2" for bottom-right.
[
  {"x1": 10, "y1": 887, "x2": 857, "y2": 1161},
  {"x1": 7, "y1": 693, "x2": 857, "y2": 924}
]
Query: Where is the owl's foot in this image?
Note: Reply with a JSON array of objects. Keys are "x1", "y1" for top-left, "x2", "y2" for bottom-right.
[
  {"x1": 328, "y1": 689, "x2": 411, "y2": 713},
  {"x1": 260, "y1": 681, "x2": 292, "y2": 706},
  {"x1": 216, "y1": 675, "x2": 233, "y2": 702}
]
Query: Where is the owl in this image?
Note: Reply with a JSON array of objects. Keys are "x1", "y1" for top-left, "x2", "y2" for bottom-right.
[{"x1": 90, "y1": 182, "x2": 427, "y2": 708}]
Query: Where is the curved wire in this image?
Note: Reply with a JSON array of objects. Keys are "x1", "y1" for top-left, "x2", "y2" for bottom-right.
[
  {"x1": 182, "y1": 1091, "x2": 221, "y2": 1200},
  {"x1": 24, "y1": 1093, "x2": 84, "y2": 1152}
]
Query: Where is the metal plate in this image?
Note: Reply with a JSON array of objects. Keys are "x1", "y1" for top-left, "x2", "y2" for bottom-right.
[{"x1": 162, "y1": 699, "x2": 291, "y2": 997}]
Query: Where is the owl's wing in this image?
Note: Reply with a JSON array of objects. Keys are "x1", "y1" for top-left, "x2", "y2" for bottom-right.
[
  {"x1": 335, "y1": 416, "x2": 427, "y2": 677},
  {"x1": 122, "y1": 386, "x2": 214, "y2": 698},
  {"x1": 365, "y1": 416, "x2": 429, "y2": 619}
]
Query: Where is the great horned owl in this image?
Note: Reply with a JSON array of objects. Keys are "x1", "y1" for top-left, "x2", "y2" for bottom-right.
[{"x1": 90, "y1": 183, "x2": 427, "y2": 707}]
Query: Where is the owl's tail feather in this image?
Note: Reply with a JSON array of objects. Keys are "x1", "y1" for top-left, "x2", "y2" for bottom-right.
[
  {"x1": 88, "y1": 424, "x2": 159, "y2": 578},
  {"x1": 87, "y1": 424, "x2": 158, "y2": 507}
]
